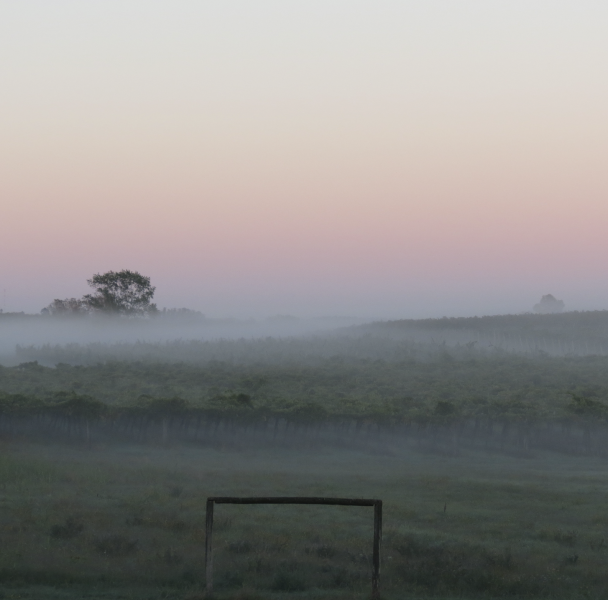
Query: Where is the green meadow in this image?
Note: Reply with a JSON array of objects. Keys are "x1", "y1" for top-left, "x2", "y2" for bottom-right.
[
  {"x1": 2, "y1": 438, "x2": 608, "y2": 599},
  {"x1": 3, "y1": 313, "x2": 608, "y2": 598}
]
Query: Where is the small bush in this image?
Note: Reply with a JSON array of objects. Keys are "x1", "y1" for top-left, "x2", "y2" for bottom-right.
[
  {"x1": 314, "y1": 543, "x2": 337, "y2": 559},
  {"x1": 170, "y1": 519, "x2": 188, "y2": 532},
  {"x1": 94, "y1": 534, "x2": 138, "y2": 556},
  {"x1": 219, "y1": 570, "x2": 244, "y2": 588},
  {"x1": 228, "y1": 540, "x2": 254, "y2": 554},
  {"x1": 393, "y1": 535, "x2": 515, "y2": 594},
  {"x1": 169, "y1": 485, "x2": 183, "y2": 497},
  {"x1": 484, "y1": 547, "x2": 513, "y2": 569},
  {"x1": 214, "y1": 517, "x2": 233, "y2": 532},
  {"x1": 330, "y1": 567, "x2": 359, "y2": 588},
  {"x1": 230, "y1": 590, "x2": 265, "y2": 600},
  {"x1": 159, "y1": 547, "x2": 183, "y2": 565},
  {"x1": 538, "y1": 528, "x2": 578, "y2": 546},
  {"x1": 271, "y1": 570, "x2": 307, "y2": 592},
  {"x1": 50, "y1": 517, "x2": 84, "y2": 540}
]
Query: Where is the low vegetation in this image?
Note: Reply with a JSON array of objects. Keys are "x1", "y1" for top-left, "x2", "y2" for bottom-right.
[
  {"x1": 1, "y1": 440, "x2": 608, "y2": 599},
  {"x1": 2, "y1": 331, "x2": 608, "y2": 455},
  {"x1": 2, "y1": 311, "x2": 608, "y2": 597}
]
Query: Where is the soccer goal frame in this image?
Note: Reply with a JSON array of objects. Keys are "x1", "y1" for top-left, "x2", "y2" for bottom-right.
[{"x1": 205, "y1": 496, "x2": 383, "y2": 599}]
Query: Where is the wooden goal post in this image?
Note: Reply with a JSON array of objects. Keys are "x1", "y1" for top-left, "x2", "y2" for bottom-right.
[{"x1": 205, "y1": 496, "x2": 383, "y2": 599}]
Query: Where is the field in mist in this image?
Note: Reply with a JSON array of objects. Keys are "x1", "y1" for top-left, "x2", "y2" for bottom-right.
[
  {"x1": 2, "y1": 311, "x2": 608, "y2": 598},
  {"x1": 3, "y1": 440, "x2": 608, "y2": 600},
  {"x1": 0, "y1": 312, "x2": 367, "y2": 366}
]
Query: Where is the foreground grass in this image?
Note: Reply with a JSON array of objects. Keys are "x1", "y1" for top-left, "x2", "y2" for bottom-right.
[{"x1": 1, "y1": 439, "x2": 608, "y2": 599}]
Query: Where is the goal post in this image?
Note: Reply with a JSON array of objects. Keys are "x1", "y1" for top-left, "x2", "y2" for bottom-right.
[{"x1": 205, "y1": 496, "x2": 383, "y2": 599}]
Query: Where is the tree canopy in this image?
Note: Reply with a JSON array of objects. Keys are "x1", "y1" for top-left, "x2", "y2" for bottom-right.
[
  {"x1": 83, "y1": 270, "x2": 157, "y2": 316},
  {"x1": 43, "y1": 297, "x2": 89, "y2": 316},
  {"x1": 533, "y1": 294, "x2": 565, "y2": 314},
  {"x1": 45, "y1": 270, "x2": 157, "y2": 317}
]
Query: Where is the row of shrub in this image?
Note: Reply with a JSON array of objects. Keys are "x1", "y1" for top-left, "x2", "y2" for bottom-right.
[{"x1": 1, "y1": 389, "x2": 607, "y2": 425}]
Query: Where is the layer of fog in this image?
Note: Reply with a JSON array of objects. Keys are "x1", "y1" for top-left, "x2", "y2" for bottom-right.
[
  {"x1": 0, "y1": 313, "x2": 370, "y2": 366},
  {"x1": 5, "y1": 310, "x2": 608, "y2": 367}
]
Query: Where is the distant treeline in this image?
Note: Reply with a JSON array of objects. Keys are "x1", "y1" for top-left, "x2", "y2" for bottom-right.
[
  {"x1": 3, "y1": 310, "x2": 608, "y2": 454},
  {"x1": 357, "y1": 310, "x2": 608, "y2": 356},
  {"x1": 1, "y1": 388, "x2": 608, "y2": 457},
  {"x1": 2, "y1": 345, "x2": 608, "y2": 455},
  {"x1": 5, "y1": 332, "x2": 608, "y2": 418},
  {"x1": 6, "y1": 309, "x2": 608, "y2": 358},
  {"x1": 0, "y1": 308, "x2": 205, "y2": 320},
  {"x1": 369, "y1": 310, "x2": 608, "y2": 332}
]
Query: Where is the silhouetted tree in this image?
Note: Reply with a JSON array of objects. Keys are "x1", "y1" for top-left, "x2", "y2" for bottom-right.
[
  {"x1": 83, "y1": 270, "x2": 157, "y2": 316},
  {"x1": 533, "y1": 294, "x2": 565, "y2": 314},
  {"x1": 44, "y1": 298, "x2": 89, "y2": 316}
]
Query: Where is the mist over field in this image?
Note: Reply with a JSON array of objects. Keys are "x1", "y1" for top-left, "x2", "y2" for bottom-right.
[
  {"x1": 2, "y1": 271, "x2": 608, "y2": 599},
  {"x1": 3, "y1": 307, "x2": 608, "y2": 366},
  {"x1": 3, "y1": 310, "x2": 608, "y2": 598},
  {"x1": 3, "y1": 0, "x2": 608, "y2": 597},
  {"x1": 0, "y1": 312, "x2": 368, "y2": 366}
]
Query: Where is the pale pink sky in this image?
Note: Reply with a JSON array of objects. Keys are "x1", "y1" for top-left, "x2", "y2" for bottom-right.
[{"x1": 1, "y1": 1, "x2": 607, "y2": 318}]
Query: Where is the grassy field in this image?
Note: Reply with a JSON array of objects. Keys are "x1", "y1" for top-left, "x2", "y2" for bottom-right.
[
  {"x1": 3, "y1": 314, "x2": 608, "y2": 598},
  {"x1": 2, "y1": 438, "x2": 608, "y2": 599}
]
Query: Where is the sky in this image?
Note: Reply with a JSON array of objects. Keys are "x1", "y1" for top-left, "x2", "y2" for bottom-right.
[{"x1": 1, "y1": 1, "x2": 607, "y2": 319}]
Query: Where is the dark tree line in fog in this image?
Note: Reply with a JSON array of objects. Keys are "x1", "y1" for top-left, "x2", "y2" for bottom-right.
[
  {"x1": 1, "y1": 386, "x2": 607, "y2": 458},
  {"x1": 42, "y1": 270, "x2": 158, "y2": 317},
  {"x1": 3, "y1": 308, "x2": 608, "y2": 457}
]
